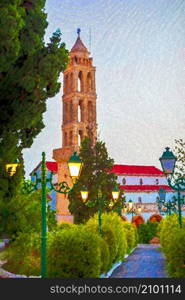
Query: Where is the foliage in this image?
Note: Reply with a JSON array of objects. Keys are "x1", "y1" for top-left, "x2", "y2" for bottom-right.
[
  {"x1": 158, "y1": 215, "x2": 185, "y2": 278},
  {"x1": 2, "y1": 213, "x2": 138, "y2": 278},
  {"x1": 3, "y1": 232, "x2": 41, "y2": 276},
  {"x1": 0, "y1": 189, "x2": 57, "y2": 237},
  {"x1": 47, "y1": 226, "x2": 102, "y2": 278},
  {"x1": 0, "y1": 0, "x2": 69, "y2": 222},
  {"x1": 137, "y1": 221, "x2": 159, "y2": 244},
  {"x1": 68, "y1": 137, "x2": 125, "y2": 224},
  {"x1": 85, "y1": 212, "x2": 128, "y2": 268},
  {"x1": 122, "y1": 221, "x2": 138, "y2": 252},
  {"x1": 174, "y1": 138, "x2": 185, "y2": 179}
]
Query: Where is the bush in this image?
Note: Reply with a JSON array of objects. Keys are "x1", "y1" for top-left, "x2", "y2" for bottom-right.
[
  {"x1": 85, "y1": 212, "x2": 128, "y2": 268},
  {"x1": 3, "y1": 232, "x2": 41, "y2": 276},
  {"x1": 137, "y1": 221, "x2": 159, "y2": 244},
  {"x1": 158, "y1": 214, "x2": 185, "y2": 278},
  {"x1": 47, "y1": 226, "x2": 101, "y2": 278},
  {"x1": 122, "y1": 221, "x2": 138, "y2": 252}
]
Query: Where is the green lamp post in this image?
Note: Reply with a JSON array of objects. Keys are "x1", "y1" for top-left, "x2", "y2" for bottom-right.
[
  {"x1": 123, "y1": 199, "x2": 142, "y2": 220},
  {"x1": 21, "y1": 151, "x2": 82, "y2": 278},
  {"x1": 159, "y1": 147, "x2": 185, "y2": 227},
  {"x1": 80, "y1": 185, "x2": 121, "y2": 235},
  {"x1": 157, "y1": 187, "x2": 177, "y2": 216}
]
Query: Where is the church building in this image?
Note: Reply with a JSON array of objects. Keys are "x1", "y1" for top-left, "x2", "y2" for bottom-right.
[{"x1": 30, "y1": 30, "x2": 177, "y2": 221}]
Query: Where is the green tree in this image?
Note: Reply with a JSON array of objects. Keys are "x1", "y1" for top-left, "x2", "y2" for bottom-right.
[
  {"x1": 0, "y1": 1, "x2": 69, "y2": 223},
  {"x1": 174, "y1": 138, "x2": 185, "y2": 179},
  {"x1": 68, "y1": 138, "x2": 125, "y2": 224},
  {"x1": 0, "y1": 188, "x2": 57, "y2": 237}
]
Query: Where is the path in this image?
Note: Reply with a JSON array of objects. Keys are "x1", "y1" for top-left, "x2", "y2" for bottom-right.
[{"x1": 111, "y1": 244, "x2": 167, "y2": 278}]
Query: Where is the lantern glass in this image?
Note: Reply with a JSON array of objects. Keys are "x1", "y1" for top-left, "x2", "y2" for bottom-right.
[
  {"x1": 137, "y1": 207, "x2": 142, "y2": 213},
  {"x1": 6, "y1": 159, "x2": 20, "y2": 176},
  {"x1": 80, "y1": 188, "x2": 88, "y2": 202},
  {"x1": 158, "y1": 187, "x2": 166, "y2": 201},
  {"x1": 112, "y1": 186, "x2": 120, "y2": 200},
  {"x1": 159, "y1": 147, "x2": 177, "y2": 175},
  {"x1": 68, "y1": 152, "x2": 82, "y2": 181}
]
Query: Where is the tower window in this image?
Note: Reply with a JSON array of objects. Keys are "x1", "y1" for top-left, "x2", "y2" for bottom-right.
[
  {"x1": 156, "y1": 178, "x2": 159, "y2": 185},
  {"x1": 87, "y1": 72, "x2": 93, "y2": 92},
  {"x1": 78, "y1": 130, "x2": 83, "y2": 147},
  {"x1": 77, "y1": 71, "x2": 83, "y2": 92},
  {"x1": 78, "y1": 101, "x2": 83, "y2": 122}
]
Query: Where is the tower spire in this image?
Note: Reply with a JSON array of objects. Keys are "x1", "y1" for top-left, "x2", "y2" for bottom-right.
[{"x1": 77, "y1": 28, "x2": 81, "y2": 37}]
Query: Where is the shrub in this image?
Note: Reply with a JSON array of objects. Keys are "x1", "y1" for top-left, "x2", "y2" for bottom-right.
[
  {"x1": 137, "y1": 221, "x2": 159, "y2": 244},
  {"x1": 3, "y1": 232, "x2": 40, "y2": 276},
  {"x1": 122, "y1": 221, "x2": 137, "y2": 253},
  {"x1": 84, "y1": 215, "x2": 116, "y2": 271},
  {"x1": 85, "y1": 212, "x2": 128, "y2": 268},
  {"x1": 47, "y1": 226, "x2": 101, "y2": 278},
  {"x1": 158, "y1": 214, "x2": 185, "y2": 278}
]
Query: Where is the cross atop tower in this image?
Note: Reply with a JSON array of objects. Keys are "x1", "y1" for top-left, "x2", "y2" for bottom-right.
[{"x1": 77, "y1": 28, "x2": 81, "y2": 37}]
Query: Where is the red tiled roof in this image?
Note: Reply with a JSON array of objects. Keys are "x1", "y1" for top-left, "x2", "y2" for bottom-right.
[
  {"x1": 30, "y1": 161, "x2": 58, "y2": 175},
  {"x1": 111, "y1": 165, "x2": 164, "y2": 176},
  {"x1": 46, "y1": 162, "x2": 58, "y2": 173},
  {"x1": 120, "y1": 185, "x2": 174, "y2": 192}
]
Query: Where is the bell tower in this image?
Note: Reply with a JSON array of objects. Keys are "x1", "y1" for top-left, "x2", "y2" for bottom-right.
[{"x1": 53, "y1": 29, "x2": 97, "y2": 223}]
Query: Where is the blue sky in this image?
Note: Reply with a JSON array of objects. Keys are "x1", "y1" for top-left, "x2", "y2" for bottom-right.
[{"x1": 23, "y1": 0, "x2": 185, "y2": 177}]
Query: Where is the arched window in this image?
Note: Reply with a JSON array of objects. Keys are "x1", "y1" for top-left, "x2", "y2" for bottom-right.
[
  {"x1": 139, "y1": 178, "x2": 143, "y2": 185},
  {"x1": 156, "y1": 178, "x2": 159, "y2": 185},
  {"x1": 78, "y1": 101, "x2": 83, "y2": 122},
  {"x1": 122, "y1": 178, "x2": 126, "y2": 185},
  {"x1": 78, "y1": 130, "x2": 83, "y2": 147},
  {"x1": 77, "y1": 71, "x2": 83, "y2": 92},
  {"x1": 87, "y1": 72, "x2": 93, "y2": 92}
]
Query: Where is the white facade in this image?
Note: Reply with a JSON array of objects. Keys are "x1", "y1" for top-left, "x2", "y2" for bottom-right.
[
  {"x1": 117, "y1": 175, "x2": 167, "y2": 186},
  {"x1": 124, "y1": 191, "x2": 177, "y2": 204}
]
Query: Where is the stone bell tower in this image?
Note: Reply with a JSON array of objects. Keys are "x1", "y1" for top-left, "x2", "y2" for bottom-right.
[{"x1": 53, "y1": 29, "x2": 97, "y2": 223}]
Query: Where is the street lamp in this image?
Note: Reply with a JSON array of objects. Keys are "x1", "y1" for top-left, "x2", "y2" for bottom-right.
[
  {"x1": 21, "y1": 151, "x2": 82, "y2": 278},
  {"x1": 159, "y1": 147, "x2": 185, "y2": 227},
  {"x1": 157, "y1": 187, "x2": 177, "y2": 216},
  {"x1": 123, "y1": 199, "x2": 142, "y2": 219},
  {"x1": 80, "y1": 185, "x2": 121, "y2": 235},
  {"x1": 6, "y1": 159, "x2": 20, "y2": 176}
]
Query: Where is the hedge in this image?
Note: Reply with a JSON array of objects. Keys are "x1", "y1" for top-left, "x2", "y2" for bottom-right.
[
  {"x1": 3, "y1": 213, "x2": 138, "y2": 278},
  {"x1": 47, "y1": 226, "x2": 102, "y2": 278},
  {"x1": 137, "y1": 221, "x2": 159, "y2": 244},
  {"x1": 158, "y1": 214, "x2": 185, "y2": 278}
]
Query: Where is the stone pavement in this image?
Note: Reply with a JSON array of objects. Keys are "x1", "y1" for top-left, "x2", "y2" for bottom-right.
[{"x1": 111, "y1": 244, "x2": 167, "y2": 278}]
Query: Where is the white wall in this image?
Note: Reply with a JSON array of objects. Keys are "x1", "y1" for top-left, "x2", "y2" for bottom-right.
[
  {"x1": 117, "y1": 175, "x2": 167, "y2": 185},
  {"x1": 124, "y1": 191, "x2": 177, "y2": 203}
]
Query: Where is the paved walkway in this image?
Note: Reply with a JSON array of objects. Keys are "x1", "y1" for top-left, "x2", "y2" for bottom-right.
[{"x1": 111, "y1": 244, "x2": 167, "y2": 278}]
